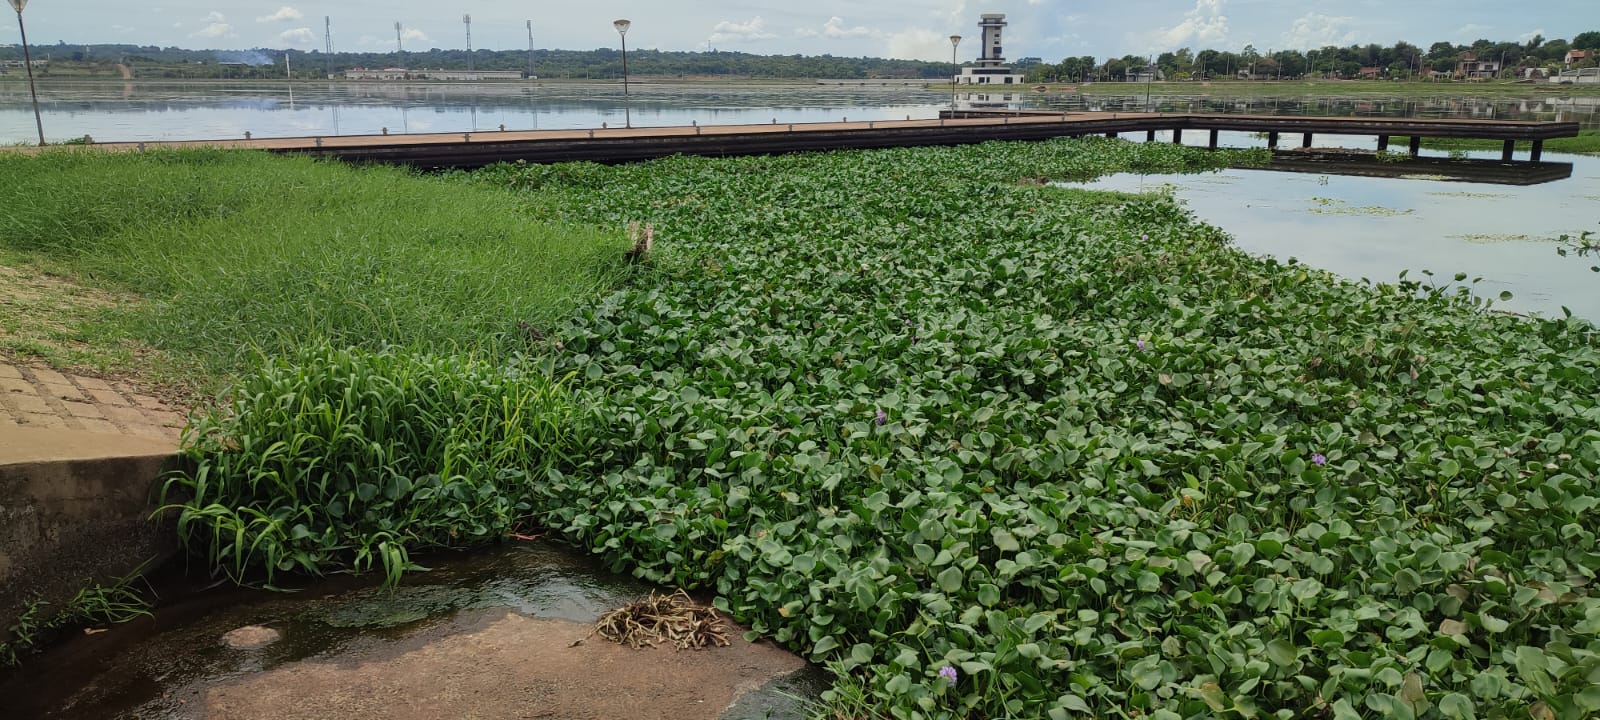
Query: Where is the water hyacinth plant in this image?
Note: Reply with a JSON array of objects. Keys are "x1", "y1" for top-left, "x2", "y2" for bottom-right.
[{"x1": 465, "y1": 138, "x2": 1600, "y2": 720}]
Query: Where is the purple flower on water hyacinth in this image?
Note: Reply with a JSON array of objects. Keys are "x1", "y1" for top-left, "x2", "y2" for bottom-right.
[
  {"x1": 939, "y1": 666, "x2": 959, "y2": 685},
  {"x1": 904, "y1": 318, "x2": 913, "y2": 327},
  {"x1": 1142, "y1": 233, "x2": 1149, "y2": 241},
  {"x1": 1312, "y1": 453, "x2": 1327, "y2": 466},
  {"x1": 1136, "y1": 339, "x2": 1147, "y2": 351},
  {"x1": 876, "y1": 408, "x2": 888, "y2": 426}
]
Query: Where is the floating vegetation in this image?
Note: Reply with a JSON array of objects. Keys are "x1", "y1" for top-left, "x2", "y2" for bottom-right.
[
  {"x1": 594, "y1": 591, "x2": 729, "y2": 651},
  {"x1": 1453, "y1": 233, "x2": 1543, "y2": 244},
  {"x1": 1428, "y1": 190, "x2": 1513, "y2": 200},
  {"x1": 1309, "y1": 202, "x2": 1416, "y2": 216}
]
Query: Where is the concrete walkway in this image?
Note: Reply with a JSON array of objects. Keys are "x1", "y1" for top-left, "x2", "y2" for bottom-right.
[{"x1": 0, "y1": 360, "x2": 186, "y2": 450}]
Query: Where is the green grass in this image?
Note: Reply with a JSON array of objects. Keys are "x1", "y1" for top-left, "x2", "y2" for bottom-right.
[
  {"x1": 1390, "y1": 129, "x2": 1600, "y2": 155},
  {"x1": 1, "y1": 572, "x2": 152, "y2": 668},
  {"x1": 0, "y1": 149, "x2": 630, "y2": 385}
]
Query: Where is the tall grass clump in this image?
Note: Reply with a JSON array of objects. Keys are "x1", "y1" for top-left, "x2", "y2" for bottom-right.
[
  {"x1": 0, "y1": 148, "x2": 630, "y2": 380},
  {"x1": 162, "y1": 343, "x2": 586, "y2": 587}
]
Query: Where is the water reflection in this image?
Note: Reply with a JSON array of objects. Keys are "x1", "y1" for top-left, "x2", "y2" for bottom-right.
[
  {"x1": 1058, "y1": 151, "x2": 1600, "y2": 321},
  {"x1": 2, "y1": 81, "x2": 1596, "y2": 144}
]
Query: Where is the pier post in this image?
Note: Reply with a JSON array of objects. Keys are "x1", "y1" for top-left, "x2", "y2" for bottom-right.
[
  {"x1": 1146, "y1": 130, "x2": 1156, "y2": 142},
  {"x1": 1267, "y1": 131, "x2": 1279, "y2": 150},
  {"x1": 1408, "y1": 136, "x2": 1421, "y2": 156},
  {"x1": 1301, "y1": 133, "x2": 1313, "y2": 149},
  {"x1": 1208, "y1": 129, "x2": 1218, "y2": 149},
  {"x1": 1501, "y1": 140, "x2": 1515, "y2": 162},
  {"x1": 1377, "y1": 135, "x2": 1389, "y2": 152},
  {"x1": 1172, "y1": 129, "x2": 1183, "y2": 144},
  {"x1": 1531, "y1": 139, "x2": 1544, "y2": 163}
]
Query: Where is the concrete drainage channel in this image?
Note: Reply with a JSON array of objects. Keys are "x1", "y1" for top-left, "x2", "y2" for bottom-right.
[{"x1": 0, "y1": 362, "x2": 823, "y2": 720}]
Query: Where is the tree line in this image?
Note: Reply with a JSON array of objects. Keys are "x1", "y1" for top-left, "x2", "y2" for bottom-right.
[
  {"x1": 1027, "y1": 32, "x2": 1600, "y2": 83},
  {"x1": 0, "y1": 42, "x2": 953, "y2": 80},
  {"x1": 2, "y1": 32, "x2": 1595, "y2": 82}
]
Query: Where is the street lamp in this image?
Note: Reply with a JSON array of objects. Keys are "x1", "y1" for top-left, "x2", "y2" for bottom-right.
[
  {"x1": 949, "y1": 35, "x2": 961, "y2": 113},
  {"x1": 613, "y1": 18, "x2": 631, "y2": 128},
  {"x1": 9, "y1": 0, "x2": 44, "y2": 146}
]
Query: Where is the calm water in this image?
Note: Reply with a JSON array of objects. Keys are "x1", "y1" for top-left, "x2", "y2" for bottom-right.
[
  {"x1": 2, "y1": 81, "x2": 1597, "y2": 143},
  {"x1": 2, "y1": 81, "x2": 1595, "y2": 320},
  {"x1": 1061, "y1": 148, "x2": 1600, "y2": 321}
]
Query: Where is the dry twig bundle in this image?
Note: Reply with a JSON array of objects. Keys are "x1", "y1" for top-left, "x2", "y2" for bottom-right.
[{"x1": 594, "y1": 590, "x2": 729, "y2": 650}]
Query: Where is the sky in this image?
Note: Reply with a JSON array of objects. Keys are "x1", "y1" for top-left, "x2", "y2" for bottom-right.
[{"x1": 3, "y1": 1, "x2": 1591, "y2": 63}]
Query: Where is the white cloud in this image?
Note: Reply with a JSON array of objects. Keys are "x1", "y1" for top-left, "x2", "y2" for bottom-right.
[
  {"x1": 1455, "y1": 24, "x2": 1493, "y2": 39},
  {"x1": 280, "y1": 27, "x2": 316, "y2": 45},
  {"x1": 886, "y1": 28, "x2": 948, "y2": 62},
  {"x1": 401, "y1": 28, "x2": 431, "y2": 44},
  {"x1": 1143, "y1": 0, "x2": 1229, "y2": 49},
  {"x1": 708, "y1": 16, "x2": 777, "y2": 44},
  {"x1": 797, "y1": 16, "x2": 876, "y2": 40},
  {"x1": 1281, "y1": 13, "x2": 1358, "y2": 50},
  {"x1": 1518, "y1": 29, "x2": 1545, "y2": 44},
  {"x1": 112, "y1": 24, "x2": 136, "y2": 34},
  {"x1": 256, "y1": 7, "x2": 303, "y2": 23},
  {"x1": 190, "y1": 13, "x2": 233, "y2": 39}
]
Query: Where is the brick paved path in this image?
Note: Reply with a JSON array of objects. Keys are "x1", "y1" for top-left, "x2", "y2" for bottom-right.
[{"x1": 0, "y1": 361, "x2": 186, "y2": 444}]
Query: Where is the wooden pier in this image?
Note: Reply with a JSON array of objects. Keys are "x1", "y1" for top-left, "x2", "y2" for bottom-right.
[{"x1": 17, "y1": 112, "x2": 1580, "y2": 169}]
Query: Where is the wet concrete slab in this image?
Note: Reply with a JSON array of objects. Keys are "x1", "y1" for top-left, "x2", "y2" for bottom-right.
[{"x1": 0, "y1": 542, "x2": 822, "y2": 720}]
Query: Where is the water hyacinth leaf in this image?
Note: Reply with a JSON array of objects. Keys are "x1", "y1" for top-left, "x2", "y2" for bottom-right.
[
  {"x1": 936, "y1": 566, "x2": 963, "y2": 594},
  {"x1": 1437, "y1": 693, "x2": 1476, "y2": 720},
  {"x1": 1266, "y1": 639, "x2": 1297, "y2": 667}
]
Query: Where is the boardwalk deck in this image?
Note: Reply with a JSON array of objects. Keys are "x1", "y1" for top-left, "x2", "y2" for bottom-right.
[{"x1": 7, "y1": 112, "x2": 1580, "y2": 169}]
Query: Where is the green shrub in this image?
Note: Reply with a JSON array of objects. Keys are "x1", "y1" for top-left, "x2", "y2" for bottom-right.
[{"x1": 162, "y1": 344, "x2": 587, "y2": 587}]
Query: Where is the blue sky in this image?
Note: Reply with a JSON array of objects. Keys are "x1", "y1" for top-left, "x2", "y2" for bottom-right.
[{"x1": 4, "y1": 1, "x2": 1589, "y2": 62}]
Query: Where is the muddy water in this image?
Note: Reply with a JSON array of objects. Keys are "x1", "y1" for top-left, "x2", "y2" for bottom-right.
[{"x1": 0, "y1": 542, "x2": 823, "y2": 719}]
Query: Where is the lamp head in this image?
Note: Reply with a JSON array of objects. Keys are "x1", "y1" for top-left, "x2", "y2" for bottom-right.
[
  {"x1": 950, "y1": 35, "x2": 962, "y2": 47},
  {"x1": 613, "y1": 19, "x2": 631, "y2": 35},
  {"x1": 9, "y1": 0, "x2": 28, "y2": 12}
]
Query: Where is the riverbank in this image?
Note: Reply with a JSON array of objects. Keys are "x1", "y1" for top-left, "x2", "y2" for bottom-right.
[{"x1": 3, "y1": 140, "x2": 1599, "y2": 719}]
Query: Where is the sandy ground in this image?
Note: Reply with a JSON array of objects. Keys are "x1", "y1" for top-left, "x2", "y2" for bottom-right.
[{"x1": 203, "y1": 612, "x2": 806, "y2": 720}]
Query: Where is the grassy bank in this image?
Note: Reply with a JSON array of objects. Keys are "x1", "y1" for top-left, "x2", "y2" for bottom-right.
[
  {"x1": 1394, "y1": 129, "x2": 1600, "y2": 155},
  {"x1": 0, "y1": 149, "x2": 629, "y2": 385},
  {"x1": 35, "y1": 137, "x2": 1600, "y2": 718}
]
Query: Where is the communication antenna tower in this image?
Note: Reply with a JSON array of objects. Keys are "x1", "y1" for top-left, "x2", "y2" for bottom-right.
[
  {"x1": 463, "y1": 14, "x2": 473, "y2": 73},
  {"x1": 527, "y1": 20, "x2": 535, "y2": 77},
  {"x1": 395, "y1": 21, "x2": 404, "y2": 55}
]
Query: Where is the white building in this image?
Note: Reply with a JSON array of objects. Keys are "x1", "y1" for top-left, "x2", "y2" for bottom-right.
[{"x1": 957, "y1": 14, "x2": 1024, "y2": 86}]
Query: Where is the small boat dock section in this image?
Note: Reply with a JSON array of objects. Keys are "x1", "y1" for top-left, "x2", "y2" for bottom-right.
[{"x1": 37, "y1": 112, "x2": 1580, "y2": 169}]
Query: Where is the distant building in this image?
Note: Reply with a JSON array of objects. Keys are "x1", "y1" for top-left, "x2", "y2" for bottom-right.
[
  {"x1": 1129, "y1": 67, "x2": 1165, "y2": 82},
  {"x1": 1455, "y1": 52, "x2": 1501, "y2": 79},
  {"x1": 1358, "y1": 66, "x2": 1382, "y2": 79},
  {"x1": 345, "y1": 67, "x2": 410, "y2": 80},
  {"x1": 342, "y1": 67, "x2": 524, "y2": 81},
  {"x1": 1566, "y1": 50, "x2": 1589, "y2": 68},
  {"x1": 957, "y1": 14, "x2": 1024, "y2": 85}
]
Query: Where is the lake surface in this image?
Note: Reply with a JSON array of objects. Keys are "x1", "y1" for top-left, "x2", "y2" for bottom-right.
[
  {"x1": 2, "y1": 81, "x2": 1595, "y2": 321},
  {"x1": 1061, "y1": 148, "x2": 1600, "y2": 321},
  {"x1": 2, "y1": 81, "x2": 1597, "y2": 143}
]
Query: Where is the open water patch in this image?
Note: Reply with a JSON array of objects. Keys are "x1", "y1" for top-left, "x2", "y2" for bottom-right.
[{"x1": 1055, "y1": 151, "x2": 1600, "y2": 320}]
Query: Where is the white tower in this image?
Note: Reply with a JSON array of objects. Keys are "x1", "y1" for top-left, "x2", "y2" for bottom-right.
[
  {"x1": 977, "y1": 14, "x2": 1006, "y2": 66},
  {"x1": 958, "y1": 13, "x2": 1023, "y2": 85}
]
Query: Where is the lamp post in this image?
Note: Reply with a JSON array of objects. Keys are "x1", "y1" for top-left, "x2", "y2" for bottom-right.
[
  {"x1": 949, "y1": 35, "x2": 961, "y2": 113},
  {"x1": 613, "y1": 18, "x2": 631, "y2": 128},
  {"x1": 9, "y1": 0, "x2": 44, "y2": 146}
]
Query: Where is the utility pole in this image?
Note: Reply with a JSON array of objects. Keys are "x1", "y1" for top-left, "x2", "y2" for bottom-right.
[
  {"x1": 527, "y1": 20, "x2": 535, "y2": 78},
  {"x1": 464, "y1": 14, "x2": 473, "y2": 73},
  {"x1": 10, "y1": 0, "x2": 44, "y2": 146}
]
